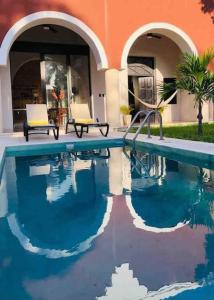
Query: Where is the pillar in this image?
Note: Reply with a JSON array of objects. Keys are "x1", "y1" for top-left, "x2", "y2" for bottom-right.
[
  {"x1": 105, "y1": 69, "x2": 129, "y2": 127},
  {"x1": 0, "y1": 60, "x2": 13, "y2": 132}
]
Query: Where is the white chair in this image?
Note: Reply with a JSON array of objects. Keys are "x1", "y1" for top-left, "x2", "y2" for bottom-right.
[
  {"x1": 66, "y1": 103, "x2": 109, "y2": 138},
  {"x1": 23, "y1": 104, "x2": 59, "y2": 141}
]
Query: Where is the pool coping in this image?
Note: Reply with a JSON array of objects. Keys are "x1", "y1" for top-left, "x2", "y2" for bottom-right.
[
  {"x1": 0, "y1": 131, "x2": 214, "y2": 176},
  {"x1": 0, "y1": 134, "x2": 124, "y2": 177}
]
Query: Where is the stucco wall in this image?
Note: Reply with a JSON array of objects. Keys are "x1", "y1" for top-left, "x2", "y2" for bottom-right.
[
  {"x1": 0, "y1": 0, "x2": 213, "y2": 69},
  {"x1": 0, "y1": 1, "x2": 213, "y2": 131}
]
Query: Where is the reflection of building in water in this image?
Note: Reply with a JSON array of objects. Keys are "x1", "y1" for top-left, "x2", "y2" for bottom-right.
[
  {"x1": 24, "y1": 194, "x2": 209, "y2": 300},
  {"x1": 195, "y1": 233, "x2": 214, "y2": 283},
  {"x1": 123, "y1": 149, "x2": 214, "y2": 231},
  {"x1": 0, "y1": 166, "x2": 8, "y2": 218},
  {"x1": 97, "y1": 263, "x2": 200, "y2": 300},
  {"x1": 3, "y1": 150, "x2": 111, "y2": 257},
  {"x1": 1, "y1": 148, "x2": 214, "y2": 300},
  {"x1": 123, "y1": 148, "x2": 165, "y2": 192},
  {"x1": 109, "y1": 148, "x2": 124, "y2": 195}
]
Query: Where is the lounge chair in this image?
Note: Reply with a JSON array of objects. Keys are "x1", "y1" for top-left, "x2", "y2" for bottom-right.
[
  {"x1": 65, "y1": 103, "x2": 109, "y2": 138},
  {"x1": 23, "y1": 104, "x2": 59, "y2": 142}
]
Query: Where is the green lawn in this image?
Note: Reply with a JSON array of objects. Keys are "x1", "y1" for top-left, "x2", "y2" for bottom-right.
[{"x1": 130, "y1": 123, "x2": 214, "y2": 143}]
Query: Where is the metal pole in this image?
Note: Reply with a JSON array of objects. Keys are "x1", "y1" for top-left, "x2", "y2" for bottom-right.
[{"x1": 123, "y1": 110, "x2": 147, "y2": 139}]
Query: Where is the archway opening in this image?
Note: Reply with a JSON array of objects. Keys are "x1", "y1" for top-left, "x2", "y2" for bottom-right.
[
  {"x1": 127, "y1": 33, "x2": 188, "y2": 123},
  {"x1": 9, "y1": 24, "x2": 106, "y2": 131},
  {"x1": 120, "y1": 24, "x2": 213, "y2": 124}
]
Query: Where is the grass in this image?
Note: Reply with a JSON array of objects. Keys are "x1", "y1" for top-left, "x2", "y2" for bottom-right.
[{"x1": 130, "y1": 123, "x2": 214, "y2": 143}]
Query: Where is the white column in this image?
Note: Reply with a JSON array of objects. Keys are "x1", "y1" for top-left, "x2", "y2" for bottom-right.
[
  {"x1": 0, "y1": 60, "x2": 13, "y2": 132},
  {"x1": 105, "y1": 69, "x2": 129, "y2": 127},
  {"x1": 90, "y1": 51, "x2": 106, "y2": 122},
  {"x1": 119, "y1": 69, "x2": 129, "y2": 106},
  {"x1": 0, "y1": 69, "x2": 3, "y2": 133}
]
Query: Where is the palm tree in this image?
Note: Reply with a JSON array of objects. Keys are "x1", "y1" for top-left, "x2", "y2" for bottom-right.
[{"x1": 160, "y1": 48, "x2": 214, "y2": 135}]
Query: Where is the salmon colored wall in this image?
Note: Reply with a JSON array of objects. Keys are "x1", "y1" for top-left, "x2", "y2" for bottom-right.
[{"x1": 0, "y1": 0, "x2": 213, "y2": 69}]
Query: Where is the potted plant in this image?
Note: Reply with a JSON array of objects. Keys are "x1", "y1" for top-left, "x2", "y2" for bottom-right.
[
  {"x1": 120, "y1": 105, "x2": 133, "y2": 126},
  {"x1": 52, "y1": 86, "x2": 65, "y2": 125}
]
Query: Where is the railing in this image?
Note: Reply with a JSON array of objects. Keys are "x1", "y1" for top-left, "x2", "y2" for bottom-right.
[
  {"x1": 123, "y1": 109, "x2": 164, "y2": 143},
  {"x1": 123, "y1": 148, "x2": 164, "y2": 179}
]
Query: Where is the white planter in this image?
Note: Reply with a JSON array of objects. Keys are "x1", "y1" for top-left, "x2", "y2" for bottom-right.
[{"x1": 123, "y1": 114, "x2": 132, "y2": 126}]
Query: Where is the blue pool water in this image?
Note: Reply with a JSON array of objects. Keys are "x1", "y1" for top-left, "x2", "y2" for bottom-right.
[{"x1": 0, "y1": 146, "x2": 214, "y2": 300}]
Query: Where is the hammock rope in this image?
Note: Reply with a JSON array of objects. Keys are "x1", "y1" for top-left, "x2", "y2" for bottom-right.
[
  {"x1": 125, "y1": 65, "x2": 177, "y2": 109},
  {"x1": 127, "y1": 88, "x2": 177, "y2": 109}
]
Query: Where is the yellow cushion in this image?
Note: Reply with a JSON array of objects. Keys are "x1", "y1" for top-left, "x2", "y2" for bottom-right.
[
  {"x1": 28, "y1": 120, "x2": 49, "y2": 126},
  {"x1": 75, "y1": 118, "x2": 95, "y2": 124}
]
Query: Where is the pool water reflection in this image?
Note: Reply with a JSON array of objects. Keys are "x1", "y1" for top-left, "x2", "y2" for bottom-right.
[{"x1": 0, "y1": 147, "x2": 214, "y2": 299}]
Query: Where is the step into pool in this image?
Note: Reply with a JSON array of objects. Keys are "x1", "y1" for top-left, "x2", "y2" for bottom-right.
[{"x1": 0, "y1": 145, "x2": 214, "y2": 300}]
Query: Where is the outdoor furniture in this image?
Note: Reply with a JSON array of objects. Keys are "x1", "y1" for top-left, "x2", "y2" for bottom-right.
[
  {"x1": 65, "y1": 103, "x2": 109, "y2": 138},
  {"x1": 23, "y1": 104, "x2": 59, "y2": 142},
  {"x1": 70, "y1": 148, "x2": 111, "y2": 161}
]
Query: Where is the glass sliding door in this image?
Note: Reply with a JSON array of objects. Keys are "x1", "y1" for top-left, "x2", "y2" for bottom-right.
[
  {"x1": 42, "y1": 54, "x2": 69, "y2": 126},
  {"x1": 42, "y1": 54, "x2": 91, "y2": 125},
  {"x1": 69, "y1": 55, "x2": 91, "y2": 106},
  {"x1": 11, "y1": 56, "x2": 43, "y2": 131},
  {"x1": 11, "y1": 50, "x2": 91, "y2": 130}
]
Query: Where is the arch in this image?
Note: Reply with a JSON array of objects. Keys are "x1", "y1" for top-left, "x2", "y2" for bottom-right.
[
  {"x1": 11, "y1": 56, "x2": 41, "y2": 83},
  {"x1": 7, "y1": 196, "x2": 113, "y2": 259},
  {"x1": 126, "y1": 195, "x2": 189, "y2": 233},
  {"x1": 0, "y1": 11, "x2": 108, "y2": 70},
  {"x1": 121, "y1": 22, "x2": 198, "y2": 69}
]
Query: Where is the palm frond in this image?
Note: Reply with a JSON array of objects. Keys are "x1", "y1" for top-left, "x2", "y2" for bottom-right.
[
  {"x1": 158, "y1": 81, "x2": 176, "y2": 101},
  {"x1": 199, "y1": 47, "x2": 214, "y2": 69},
  {"x1": 176, "y1": 49, "x2": 214, "y2": 103}
]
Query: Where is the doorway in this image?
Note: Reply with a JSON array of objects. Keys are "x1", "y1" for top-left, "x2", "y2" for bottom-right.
[
  {"x1": 10, "y1": 23, "x2": 92, "y2": 131},
  {"x1": 11, "y1": 46, "x2": 91, "y2": 131},
  {"x1": 12, "y1": 60, "x2": 43, "y2": 131},
  {"x1": 128, "y1": 57, "x2": 155, "y2": 121}
]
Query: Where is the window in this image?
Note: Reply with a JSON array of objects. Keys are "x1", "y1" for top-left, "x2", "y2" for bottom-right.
[{"x1": 163, "y1": 78, "x2": 177, "y2": 104}]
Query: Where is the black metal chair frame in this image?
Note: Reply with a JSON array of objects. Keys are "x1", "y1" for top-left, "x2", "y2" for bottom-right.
[
  {"x1": 65, "y1": 119, "x2": 109, "y2": 138},
  {"x1": 70, "y1": 148, "x2": 111, "y2": 161},
  {"x1": 23, "y1": 121, "x2": 59, "y2": 142}
]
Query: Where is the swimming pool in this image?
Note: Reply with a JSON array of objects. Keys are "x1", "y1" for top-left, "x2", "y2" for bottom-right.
[{"x1": 0, "y1": 144, "x2": 214, "y2": 300}]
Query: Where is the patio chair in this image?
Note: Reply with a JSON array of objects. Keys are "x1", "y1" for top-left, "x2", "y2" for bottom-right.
[
  {"x1": 65, "y1": 103, "x2": 109, "y2": 138},
  {"x1": 70, "y1": 148, "x2": 111, "y2": 161},
  {"x1": 23, "y1": 104, "x2": 59, "y2": 142}
]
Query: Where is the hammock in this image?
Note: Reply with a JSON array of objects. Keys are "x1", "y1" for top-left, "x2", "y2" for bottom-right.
[{"x1": 128, "y1": 88, "x2": 177, "y2": 109}]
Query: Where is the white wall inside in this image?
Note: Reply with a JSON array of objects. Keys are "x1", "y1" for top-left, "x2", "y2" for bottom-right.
[{"x1": 179, "y1": 91, "x2": 197, "y2": 122}]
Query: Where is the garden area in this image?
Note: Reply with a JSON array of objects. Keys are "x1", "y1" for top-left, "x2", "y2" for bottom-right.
[
  {"x1": 130, "y1": 122, "x2": 214, "y2": 143},
  {"x1": 124, "y1": 47, "x2": 214, "y2": 143}
]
